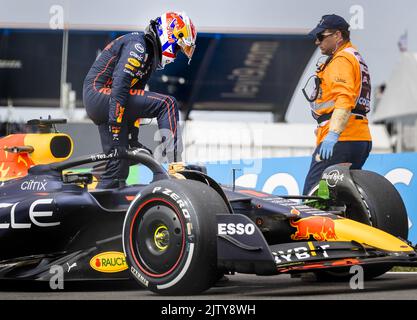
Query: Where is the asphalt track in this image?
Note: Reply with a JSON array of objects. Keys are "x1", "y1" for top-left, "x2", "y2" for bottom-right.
[{"x1": 2, "y1": 272, "x2": 417, "y2": 300}]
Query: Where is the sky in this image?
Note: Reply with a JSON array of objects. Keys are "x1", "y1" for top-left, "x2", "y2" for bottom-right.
[{"x1": 1, "y1": 0, "x2": 415, "y2": 123}]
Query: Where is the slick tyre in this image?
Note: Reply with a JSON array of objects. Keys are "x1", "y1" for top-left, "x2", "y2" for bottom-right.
[
  {"x1": 315, "y1": 170, "x2": 408, "y2": 281},
  {"x1": 348, "y1": 170, "x2": 408, "y2": 239},
  {"x1": 123, "y1": 179, "x2": 229, "y2": 295}
]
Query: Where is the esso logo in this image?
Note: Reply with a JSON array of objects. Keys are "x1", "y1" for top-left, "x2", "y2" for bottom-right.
[{"x1": 218, "y1": 223, "x2": 255, "y2": 236}]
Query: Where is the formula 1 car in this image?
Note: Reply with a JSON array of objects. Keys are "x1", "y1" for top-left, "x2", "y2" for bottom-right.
[{"x1": 0, "y1": 118, "x2": 415, "y2": 295}]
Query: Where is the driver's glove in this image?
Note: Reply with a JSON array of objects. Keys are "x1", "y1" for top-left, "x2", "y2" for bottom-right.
[
  {"x1": 108, "y1": 145, "x2": 127, "y2": 158},
  {"x1": 108, "y1": 125, "x2": 127, "y2": 157},
  {"x1": 168, "y1": 162, "x2": 186, "y2": 180},
  {"x1": 318, "y1": 131, "x2": 339, "y2": 160}
]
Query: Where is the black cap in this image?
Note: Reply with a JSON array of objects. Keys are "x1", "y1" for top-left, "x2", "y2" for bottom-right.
[{"x1": 309, "y1": 14, "x2": 350, "y2": 37}]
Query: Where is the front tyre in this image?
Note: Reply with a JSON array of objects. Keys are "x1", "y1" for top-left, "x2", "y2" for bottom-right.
[{"x1": 123, "y1": 179, "x2": 229, "y2": 295}]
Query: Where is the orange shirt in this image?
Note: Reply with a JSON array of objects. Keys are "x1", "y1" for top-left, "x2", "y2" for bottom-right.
[{"x1": 311, "y1": 42, "x2": 372, "y2": 145}]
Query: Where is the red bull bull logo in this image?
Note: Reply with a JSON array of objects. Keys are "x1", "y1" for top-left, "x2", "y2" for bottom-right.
[
  {"x1": 290, "y1": 216, "x2": 337, "y2": 241},
  {"x1": 116, "y1": 104, "x2": 125, "y2": 123}
]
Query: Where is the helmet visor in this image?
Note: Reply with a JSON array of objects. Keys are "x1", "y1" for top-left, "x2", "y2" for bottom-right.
[{"x1": 177, "y1": 38, "x2": 196, "y2": 62}]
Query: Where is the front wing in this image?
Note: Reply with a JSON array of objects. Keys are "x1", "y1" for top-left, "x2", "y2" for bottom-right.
[{"x1": 216, "y1": 214, "x2": 417, "y2": 275}]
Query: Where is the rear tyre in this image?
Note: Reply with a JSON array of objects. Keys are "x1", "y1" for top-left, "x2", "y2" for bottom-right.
[
  {"x1": 313, "y1": 170, "x2": 408, "y2": 280},
  {"x1": 123, "y1": 179, "x2": 229, "y2": 295}
]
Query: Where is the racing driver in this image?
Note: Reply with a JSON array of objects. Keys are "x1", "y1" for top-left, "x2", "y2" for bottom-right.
[{"x1": 83, "y1": 12, "x2": 196, "y2": 189}]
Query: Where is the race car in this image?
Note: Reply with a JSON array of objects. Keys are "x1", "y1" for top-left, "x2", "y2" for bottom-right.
[{"x1": 0, "y1": 118, "x2": 415, "y2": 295}]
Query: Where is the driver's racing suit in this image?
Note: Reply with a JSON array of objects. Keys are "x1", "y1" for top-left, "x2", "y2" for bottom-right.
[{"x1": 83, "y1": 32, "x2": 182, "y2": 189}]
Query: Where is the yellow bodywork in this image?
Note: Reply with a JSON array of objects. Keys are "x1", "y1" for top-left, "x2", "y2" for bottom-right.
[
  {"x1": 23, "y1": 133, "x2": 73, "y2": 164},
  {"x1": 333, "y1": 218, "x2": 413, "y2": 252},
  {"x1": 0, "y1": 133, "x2": 73, "y2": 181},
  {"x1": 290, "y1": 215, "x2": 413, "y2": 252}
]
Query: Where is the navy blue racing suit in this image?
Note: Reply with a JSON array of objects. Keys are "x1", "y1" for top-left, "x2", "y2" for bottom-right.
[{"x1": 83, "y1": 32, "x2": 182, "y2": 188}]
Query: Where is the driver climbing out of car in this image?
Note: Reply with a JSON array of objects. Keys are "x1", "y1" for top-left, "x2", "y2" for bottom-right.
[{"x1": 83, "y1": 12, "x2": 197, "y2": 189}]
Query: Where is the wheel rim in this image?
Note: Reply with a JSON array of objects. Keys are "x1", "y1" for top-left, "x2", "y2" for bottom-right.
[
  {"x1": 154, "y1": 225, "x2": 170, "y2": 251},
  {"x1": 130, "y1": 198, "x2": 186, "y2": 278}
]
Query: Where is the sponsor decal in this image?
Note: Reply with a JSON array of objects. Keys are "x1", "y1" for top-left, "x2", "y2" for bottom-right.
[
  {"x1": 218, "y1": 223, "x2": 255, "y2": 235},
  {"x1": 135, "y1": 70, "x2": 145, "y2": 78},
  {"x1": 290, "y1": 207, "x2": 301, "y2": 215},
  {"x1": 116, "y1": 105, "x2": 125, "y2": 123},
  {"x1": 125, "y1": 63, "x2": 136, "y2": 72},
  {"x1": 123, "y1": 69, "x2": 134, "y2": 77},
  {"x1": 273, "y1": 244, "x2": 330, "y2": 264},
  {"x1": 90, "y1": 252, "x2": 128, "y2": 273},
  {"x1": 310, "y1": 212, "x2": 333, "y2": 216},
  {"x1": 334, "y1": 77, "x2": 347, "y2": 83},
  {"x1": 130, "y1": 266, "x2": 149, "y2": 287},
  {"x1": 66, "y1": 262, "x2": 77, "y2": 272},
  {"x1": 111, "y1": 126, "x2": 120, "y2": 135},
  {"x1": 358, "y1": 97, "x2": 371, "y2": 108},
  {"x1": 128, "y1": 57, "x2": 141, "y2": 68},
  {"x1": 322, "y1": 169, "x2": 344, "y2": 187},
  {"x1": 290, "y1": 217, "x2": 337, "y2": 241},
  {"x1": 0, "y1": 198, "x2": 58, "y2": 229},
  {"x1": 130, "y1": 89, "x2": 146, "y2": 96},
  {"x1": 90, "y1": 153, "x2": 109, "y2": 161},
  {"x1": 267, "y1": 199, "x2": 328, "y2": 215},
  {"x1": 99, "y1": 87, "x2": 111, "y2": 95},
  {"x1": 221, "y1": 41, "x2": 278, "y2": 99},
  {"x1": 20, "y1": 179, "x2": 47, "y2": 191},
  {"x1": 0, "y1": 59, "x2": 22, "y2": 69},
  {"x1": 130, "y1": 78, "x2": 139, "y2": 88},
  {"x1": 129, "y1": 51, "x2": 141, "y2": 59},
  {"x1": 135, "y1": 43, "x2": 145, "y2": 53}
]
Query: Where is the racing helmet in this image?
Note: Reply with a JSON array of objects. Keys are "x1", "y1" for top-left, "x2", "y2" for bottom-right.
[{"x1": 153, "y1": 11, "x2": 197, "y2": 69}]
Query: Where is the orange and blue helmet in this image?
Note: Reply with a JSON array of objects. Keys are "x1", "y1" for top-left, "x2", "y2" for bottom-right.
[{"x1": 154, "y1": 11, "x2": 197, "y2": 69}]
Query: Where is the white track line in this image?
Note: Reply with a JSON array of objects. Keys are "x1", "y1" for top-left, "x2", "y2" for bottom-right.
[{"x1": 387, "y1": 272, "x2": 417, "y2": 275}]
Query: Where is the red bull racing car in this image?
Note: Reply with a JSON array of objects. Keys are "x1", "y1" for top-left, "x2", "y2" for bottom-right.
[{"x1": 0, "y1": 118, "x2": 416, "y2": 295}]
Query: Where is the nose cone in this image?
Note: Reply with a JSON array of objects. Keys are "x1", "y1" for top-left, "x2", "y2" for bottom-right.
[{"x1": 333, "y1": 218, "x2": 414, "y2": 252}]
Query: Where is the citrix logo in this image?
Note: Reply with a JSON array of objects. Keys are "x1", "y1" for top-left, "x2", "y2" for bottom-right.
[{"x1": 21, "y1": 179, "x2": 48, "y2": 191}]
